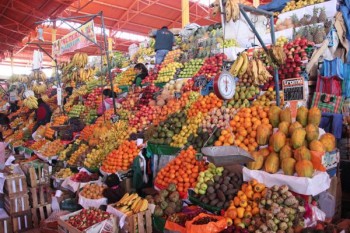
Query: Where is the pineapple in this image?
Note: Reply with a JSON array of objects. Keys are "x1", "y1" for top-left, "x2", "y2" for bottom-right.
[
  {"x1": 318, "y1": 7, "x2": 327, "y2": 23},
  {"x1": 314, "y1": 26, "x2": 326, "y2": 44},
  {"x1": 305, "y1": 27, "x2": 314, "y2": 42},
  {"x1": 310, "y1": 7, "x2": 319, "y2": 24},
  {"x1": 291, "y1": 14, "x2": 300, "y2": 27},
  {"x1": 324, "y1": 19, "x2": 333, "y2": 34},
  {"x1": 300, "y1": 14, "x2": 310, "y2": 26}
]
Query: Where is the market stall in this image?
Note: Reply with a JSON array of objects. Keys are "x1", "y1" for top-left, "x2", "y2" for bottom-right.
[{"x1": 0, "y1": 0, "x2": 349, "y2": 233}]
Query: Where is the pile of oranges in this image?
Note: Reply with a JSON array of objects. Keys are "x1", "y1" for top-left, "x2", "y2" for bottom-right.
[
  {"x1": 101, "y1": 140, "x2": 140, "y2": 173},
  {"x1": 187, "y1": 93, "x2": 223, "y2": 118},
  {"x1": 155, "y1": 146, "x2": 207, "y2": 193},
  {"x1": 214, "y1": 106, "x2": 271, "y2": 152}
]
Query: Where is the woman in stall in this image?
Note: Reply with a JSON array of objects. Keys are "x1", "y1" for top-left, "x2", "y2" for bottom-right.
[{"x1": 133, "y1": 63, "x2": 148, "y2": 87}]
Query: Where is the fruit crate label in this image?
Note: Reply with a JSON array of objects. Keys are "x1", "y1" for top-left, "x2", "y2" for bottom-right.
[
  {"x1": 282, "y1": 78, "x2": 304, "y2": 101},
  {"x1": 194, "y1": 75, "x2": 208, "y2": 88},
  {"x1": 174, "y1": 92, "x2": 182, "y2": 99},
  {"x1": 111, "y1": 114, "x2": 120, "y2": 123}
]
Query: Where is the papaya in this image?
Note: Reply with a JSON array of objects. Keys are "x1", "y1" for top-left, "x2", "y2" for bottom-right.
[
  {"x1": 280, "y1": 107, "x2": 292, "y2": 123},
  {"x1": 264, "y1": 153, "x2": 280, "y2": 174},
  {"x1": 308, "y1": 107, "x2": 322, "y2": 127},
  {"x1": 281, "y1": 157, "x2": 296, "y2": 175},
  {"x1": 269, "y1": 131, "x2": 286, "y2": 152},
  {"x1": 247, "y1": 151, "x2": 264, "y2": 170},
  {"x1": 293, "y1": 146, "x2": 311, "y2": 161},
  {"x1": 295, "y1": 160, "x2": 314, "y2": 178},
  {"x1": 279, "y1": 144, "x2": 293, "y2": 161},
  {"x1": 256, "y1": 124, "x2": 272, "y2": 145},
  {"x1": 278, "y1": 121, "x2": 290, "y2": 136},
  {"x1": 305, "y1": 124, "x2": 319, "y2": 142},
  {"x1": 309, "y1": 140, "x2": 326, "y2": 153},
  {"x1": 319, "y1": 133, "x2": 336, "y2": 152},
  {"x1": 268, "y1": 106, "x2": 282, "y2": 128},
  {"x1": 291, "y1": 128, "x2": 306, "y2": 149},
  {"x1": 296, "y1": 106, "x2": 309, "y2": 127},
  {"x1": 289, "y1": 121, "x2": 303, "y2": 136}
]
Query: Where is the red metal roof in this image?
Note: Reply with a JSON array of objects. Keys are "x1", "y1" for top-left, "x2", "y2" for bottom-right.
[{"x1": 0, "y1": 0, "x2": 270, "y2": 67}]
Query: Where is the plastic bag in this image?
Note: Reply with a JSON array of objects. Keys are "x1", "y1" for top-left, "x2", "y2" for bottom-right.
[
  {"x1": 165, "y1": 220, "x2": 186, "y2": 233},
  {"x1": 311, "y1": 151, "x2": 326, "y2": 172},
  {"x1": 185, "y1": 213, "x2": 227, "y2": 233}
]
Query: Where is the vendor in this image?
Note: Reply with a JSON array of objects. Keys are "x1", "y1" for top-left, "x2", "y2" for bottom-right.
[
  {"x1": 63, "y1": 86, "x2": 73, "y2": 105},
  {"x1": 32, "y1": 98, "x2": 52, "y2": 132},
  {"x1": 133, "y1": 63, "x2": 148, "y2": 87},
  {"x1": 8, "y1": 101, "x2": 19, "y2": 114},
  {"x1": 0, "y1": 113, "x2": 9, "y2": 141},
  {"x1": 97, "y1": 89, "x2": 117, "y2": 115},
  {"x1": 153, "y1": 26, "x2": 174, "y2": 64}
]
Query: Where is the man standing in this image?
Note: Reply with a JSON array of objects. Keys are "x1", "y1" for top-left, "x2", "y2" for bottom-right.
[{"x1": 154, "y1": 26, "x2": 174, "y2": 64}]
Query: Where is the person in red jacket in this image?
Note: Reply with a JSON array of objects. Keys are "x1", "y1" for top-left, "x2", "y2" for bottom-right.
[{"x1": 33, "y1": 98, "x2": 52, "y2": 132}]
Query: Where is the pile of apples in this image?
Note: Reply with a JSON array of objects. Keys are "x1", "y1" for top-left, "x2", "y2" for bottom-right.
[
  {"x1": 142, "y1": 65, "x2": 160, "y2": 84},
  {"x1": 194, "y1": 53, "x2": 226, "y2": 79},
  {"x1": 156, "y1": 62, "x2": 183, "y2": 83},
  {"x1": 101, "y1": 140, "x2": 140, "y2": 173},
  {"x1": 121, "y1": 92, "x2": 141, "y2": 111},
  {"x1": 129, "y1": 105, "x2": 158, "y2": 131},
  {"x1": 278, "y1": 38, "x2": 312, "y2": 80},
  {"x1": 70, "y1": 171, "x2": 99, "y2": 183},
  {"x1": 138, "y1": 83, "x2": 160, "y2": 106},
  {"x1": 85, "y1": 87, "x2": 103, "y2": 108}
]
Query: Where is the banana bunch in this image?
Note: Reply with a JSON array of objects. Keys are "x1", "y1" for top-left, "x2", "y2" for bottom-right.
[
  {"x1": 32, "y1": 83, "x2": 47, "y2": 94},
  {"x1": 241, "y1": 59, "x2": 272, "y2": 86},
  {"x1": 225, "y1": 0, "x2": 240, "y2": 22},
  {"x1": 41, "y1": 94, "x2": 49, "y2": 102},
  {"x1": 71, "y1": 52, "x2": 88, "y2": 68},
  {"x1": 73, "y1": 85, "x2": 88, "y2": 96},
  {"x1": 18, "y1": 75, "x2": 28, "y2": 83},
  {"x1": 268, "y1": 46, "x2": 287, "y2": 66},
  {"x1": 23, "y1": 96, "x2": 38, "y2": 109},
  {"x1": 116, "y1": 193, "x2": 149, "y2": 216},
  {"x1": 78, "y1": 68, "x2": 95, "y2": 82},
  {"x1": 230, "y1": 52, "x2": 249, "y2": 77}
]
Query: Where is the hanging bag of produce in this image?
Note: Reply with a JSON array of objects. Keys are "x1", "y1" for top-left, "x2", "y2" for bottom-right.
[
  {"x1": 311, "y1": 92, "x2": 344, "y2": 114},
  {"x1": 185, "y1": 213, "x2": 228, "y2": 233},
  {"x1": 316, "y1": 75, "x2": 343, "y2": 96}
]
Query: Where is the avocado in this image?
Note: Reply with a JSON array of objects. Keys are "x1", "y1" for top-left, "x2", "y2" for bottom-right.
[
  {"x1": 159, "y1": 132, "x2": 165, "y2": 138},
  {"x1": 166, "y1": 131, "x2": 174, "y2": 138},
  {"x1": 165, "y1": 138, "x2": 172, "y2": 145}
]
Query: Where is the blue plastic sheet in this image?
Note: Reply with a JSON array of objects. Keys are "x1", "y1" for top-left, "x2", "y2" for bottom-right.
[{"x1": 258, "y1": 0, "x2": 290, "y2": 12}]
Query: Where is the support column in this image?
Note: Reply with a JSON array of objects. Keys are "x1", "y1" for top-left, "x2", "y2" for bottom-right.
[
  {"x1": 182, "y1": 0, "x2": 189, "y2": 28},
  {"x1": 10, "y1": 52, "x2": 14, "y2": 75},
  {"x1": 51, "y1": 26, "x2": 57, "y2": 76},
  {"x1": 108, "y1": 37, "x2": 113, "y2": 54}
]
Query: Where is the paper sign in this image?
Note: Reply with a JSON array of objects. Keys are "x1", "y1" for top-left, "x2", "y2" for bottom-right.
[
  {"x1": 57, "y1": 87, "x2": 62, "y2": 106},
  {"x1": 282, "y1": 78, "x2": 304, "y2": 101}
]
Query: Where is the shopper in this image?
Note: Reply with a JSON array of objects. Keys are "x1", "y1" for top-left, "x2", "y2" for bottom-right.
[
  {"x1": 8, "y1": 101, "x2": 19, "y2": 114},
  {"x1": 133, "y1": 63, "x2": 149, "y2": 87},
  {"x1": 0, "y1": 113, "x2": 10, "y2": 141},
  {"x1": 154, "y1": 26, "x2": 174, "y2": 64},
  {"x1": 97, "y1": 89, "x2": 116, "y2": 115},
  {"x1": 33, "y1": 98, "x2": 52, "y2": 132},
  {"x1": 63, "y1": 86, "x2": 73, "y2": 105}
]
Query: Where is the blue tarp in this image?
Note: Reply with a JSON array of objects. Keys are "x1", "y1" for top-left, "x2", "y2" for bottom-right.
[{"x1": 258, "y1": 0, "x2": 290, "y2": 12}]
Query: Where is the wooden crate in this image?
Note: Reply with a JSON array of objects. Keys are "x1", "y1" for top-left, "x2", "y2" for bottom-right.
[
  {"x1": 0, "y1": 208, "x2": 13, "y2": 233},
  {"x1": 4, "y1": 174, "x2": 28, "y2": 197},
  {"x1": 57, "y1": 210, "x2": 116, "y2": 233},
  {"x1": 29, "y1": 185, "x2": 52, "y2": 207},
  {"x1": 11, "y1": 210, "x2": 33, "y2": 233},
  {"x1": 4, "y1": 194, "x2": 30, "y2": 215},
  {"x1": 123, "y1": 209, "x2": 152, "y2": 233},
  {"x1": 31, "y1": 204, "x2": 52, "y2": 227},
  {"x1": 21, "y1": 161, "x2": 51, "y2": 187}
]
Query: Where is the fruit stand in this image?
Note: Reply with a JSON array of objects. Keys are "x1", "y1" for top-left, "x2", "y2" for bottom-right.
[{"x1": 0, "y1": 0, "x2": 350, "y2": 233}]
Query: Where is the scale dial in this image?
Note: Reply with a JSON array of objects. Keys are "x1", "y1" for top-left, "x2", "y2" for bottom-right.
[{"x1": 213, "y1": 71, "x2": 236, "y2": 100}]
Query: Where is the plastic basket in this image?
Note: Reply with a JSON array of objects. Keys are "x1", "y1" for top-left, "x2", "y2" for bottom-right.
[{"x1": 201, "y1": 80, "x2": 213, "y2": 96}]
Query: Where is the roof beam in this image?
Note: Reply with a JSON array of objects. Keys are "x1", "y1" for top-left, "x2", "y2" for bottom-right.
[{"x1": 110, "y1": 0, "x2": 161, "y2": 36}]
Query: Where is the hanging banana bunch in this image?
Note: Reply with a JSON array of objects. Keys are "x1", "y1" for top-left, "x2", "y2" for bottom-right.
[
  {"x1": 23, "y1": 96, "x2": 38, "y2": 109},
  {"x1": 71, "y1": 52, "x2": 88, "y2": 68},
  {"x1": 78, "y1": 67, "x2": 95, "y2": 82},
  {"x1": 32, "y1": 82, "x2": 47, "y2": 94},
  {"x1": 268, "y1": 46, "x2": 287, "y2": 66},
  {"x1": 226, "y1": 0, "x2": 240, "y2": 22},
  {"x1": 41, "y1": 94, "x2": 50, "y2": 102}
]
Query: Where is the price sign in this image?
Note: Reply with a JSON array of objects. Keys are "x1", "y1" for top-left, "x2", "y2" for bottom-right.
[
  {"x1": 282, "y1": 78, "x2": 304, "y2": 102},
  {"x1": 174, "y1": 92, "x2": 182, "y2": 99},
  {"x1": 111, "y1": 114, "x2": 120, "y2": 123},
  {"x1": 194, "y1": 75, "x2": 208, "y2": 88}
]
